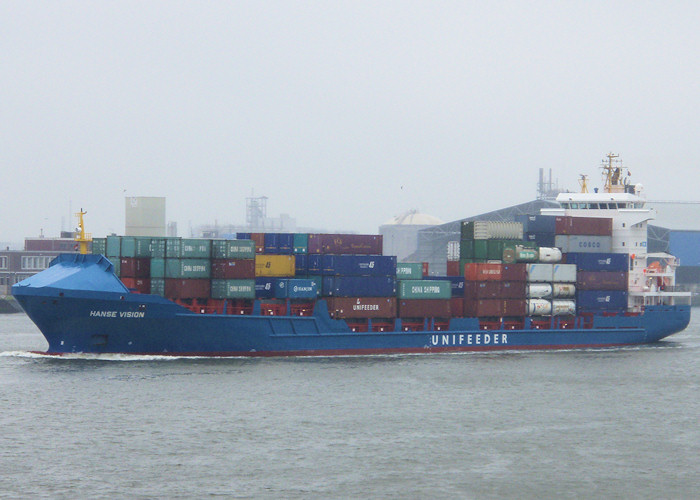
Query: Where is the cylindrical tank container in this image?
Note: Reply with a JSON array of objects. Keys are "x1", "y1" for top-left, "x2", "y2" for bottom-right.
[
  {"x1": 527, "y1": 299, "x2": 552, "y2": 315},
  {"x1": 552, "y1": 283, "x2": 576, "y2": 297},
  {"x1": 551, "y1": 300, "x2": 576, "y2": 316},
  {"x1": 527, "y1": 283, "x2": 552, "y2": 298},
  {"x1": 526, "y1": 263, "x2": 553, "y2": 282},
  {"x1": 538, "y1": 247, "x2": 562, "y2": 263},
  {"x1": 552, "y1": 264, "x2": 577, "y2": 283}
]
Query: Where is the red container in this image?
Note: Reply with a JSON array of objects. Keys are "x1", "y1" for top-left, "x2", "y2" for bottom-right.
[
  {"x1": 555, "y1": 216, "x2": 612, "y2": 236},
  {"x1": 502, "y1": 299, "x2": 526, "y2": 316},
  {"x1": 501, "y1": 263, "x2": 527, "y2": 281},
  {"x1": 307, "y1": 234, "x2": 383, "y2": 255},
  {"x1": 464, "y1": 262, "x2": 502, "y2": 281},
  {"x1": 422, "y1": 262, "x2": 429, "y2": 277},
  {"x1": 121, "y1": 277, "x2": 151, "y2": 294},
  {"x1": 450, "y1": 297, "x2": 464, "y2": 317},
  {"x1": 164, "y1": 279, "x2": 211, "y2": 299},
  {"x1": 464, "y1": 281, "x2": 501, "y2": 299},
  {"x1": 446, "y1": 260, "x2": 460, "y2": 277},
  {"x1": 398, "y1": 299, "x2": 451, "y2": 318},
  {"x1": 326, "y1": 297, "x2": 397, "y2": 319},
  {"x1": 119, "y1": 258, "x2": 151, "y2": 278},
  {"x1": 499, "y1": 281, "x2": 527, "y2": 298},
  {"x1": 250, "y1": 233, "x2": 265, "y2": 253},
  {"x1": 464, "y1": 298, "x2": 504, "y2": 317},
  {"x1": 211, "y1": 259, "x2": 255, "y2": 279},
  {"x1": 577, "y1": 271, "x2": 628, "y2": 290}
]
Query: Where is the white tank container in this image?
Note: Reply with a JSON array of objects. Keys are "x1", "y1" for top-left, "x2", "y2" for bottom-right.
[
  {"x1": 551, "y1": 300, "x2": 576, "y2": 316},
  {"x1": 538, "y1": 247, "x2": 562, "y2": 263},
  {"x1": 552, "y1": 264, "x2": 577, "y2": 283},
  {"x1": 527, "y1": 299, "x2": 552, "y2": 315},
  {"x1": 526, "y1": 263, "x2": 553, "y2": 282},
  {"x1": 527, "y1": 283, "x2": 552, "y2": 298},
  {"x1": 552, "y1": 283, "x2": 576, "y2": 297}
]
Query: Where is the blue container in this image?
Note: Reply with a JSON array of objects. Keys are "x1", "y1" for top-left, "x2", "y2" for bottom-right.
[
  {"x1": 274, "y1": 279, "x2": 318, "y2": 299},
  {"x1": 576, "y1": 290, "x2": 628, "y2": 312},
  {"x1": 432, "y1": 276, "x2": 465, "y2": 297},
  {"x1": 236, "y1": 232, "x2": 252, "y2": 240},
  {"x1": 321, "y1": 276, "x2": 397, "y2": 297},
  {"x1": 516, "y1": 214, "x2": 557, "y2": 233},
  {"x1": 255, "y1": 277, "x2": 282, "y2": 299},
  {"x1": 295, "y1": 254, "x2": 309, "y2": 275},
  {"x1": 263, "y1": 233, "x2": 279, "y2": 254},
  {"x1": 321, "y1": 255, "x2": 397, "y2": 276},
  {"x1": 307, "y1": 254, "x2": 322, "y2": 274},
  {"x1": 669, "y1": 231, "x2": 700, "y2": 267},
  {"x1": 277, "y1": 233, "x2": 294, "y2": 255},
  {"x1": 564, "y1": 252, "x2": 628, "y2": 272},
  {"x1": 525, "y1": 232, "x2": 555, "y2": 247}
]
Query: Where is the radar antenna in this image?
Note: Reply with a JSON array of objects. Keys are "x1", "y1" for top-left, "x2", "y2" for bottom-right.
[
  {"x1": 74, "y1": 209, "x2": 92, "y2": 254},
  {"x1": 578, "y1": 174, "x2": 589, "y2": 193},
  {"x1": 601, "y1": 153, "x2": 630, "y2": 193}
]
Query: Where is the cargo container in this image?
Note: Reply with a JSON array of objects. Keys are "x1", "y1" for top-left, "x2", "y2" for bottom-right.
[
  {"x1": 150, "y1": 238, "x2": 166, "y2": 258},
  {"x1": 552, "y1": 300, "x2": 576, "y2": 316},
  {"x1": 552, "y1": 283, "x2": 576, "y2": 298},
  {"x1": 119, "y1": 258, "x2": 151, "y2": 278},
  {"x1": 293, "y1": 233, "x2": 309, "y2": 254},
  {"x1": 527, "y1": 299, "x2": 552, "y2": 315},
  {"x1": 307, "y1": 254, "x2": 322, "y2": 274},
  {"x1": 464, "y1": 262, "x2": 502, "y2": 281},
  {"x1": 121, "y1": 277, "x2": 150, "y2": 294},
  {"x1": 255, "y1": 277, "x2": 282, "y2": 299},
  {"x1": 527, "y1": 283, "x2": 552, "y2": 298},
  {"x1": 446, "y1": 260, "x2": 461, "y2": 277},
  {"x1": 398, "y1": 299, "x2": 451, "y2": 318},
  {"x1": 515, "y1": 214, "x2": 557, "y2": 234},
  {"x1": 526, "y1": 263, "x2": 553, "y2": 282},
  {"x1": 501, "y1": 263, "x2": 527, "y2": 281},
  {"x1": 461, "y1": 221, "x2": 523, "y2": 240},
  {"x1": 120, "y1": 236, "x2": 153, "y2": 258},
  {"x1": 525, "y1": 232, "x2": 556, "y2": 248},
  {"x1": 463, "y1": 298, "x2": 504, "y2": 317},
  {"x1": 500, "y1": 281, "x2": 527, "y2": 298},
  {"x1": 555, "y1": 235, "x2": 613, "y2": 254},
  {"x1": 538, "y1": 247, "x2": 562, "y2": 263},
  {"x1": 432, "y1": 276, "x2": 465, "y2": 297},
  {"x1": 322, "y1": 255, "x2": 397, "y2": 277},
  {"x1": 502, "y1": 245, "x2": 538, "y2": 264},
  {"x1": 562, "y1": 252, "x2": 628, "y2": 272},
  {"x1": 164, "y1": 279, "x2": 211, "y2": 299},
  {"x1": 396, "y1": 262, "x2": 423, "y2": 280},
  {"x1": 211, "y1": 259, "x2": 256, "y2": 279},
  {"x1": 295, "y1": 254, "x2": 309, "y2": 275},
  {"x1": 326, "y1": 297, "x2": 397, "y2": 319},
  {"x1": 150, "y1": 258, "x2": 165, "y2": 278},
  {"x1": 263, "y1": 233, "x2": 279, "y2": 254},
  {"x1": 210, "y1": 279, "x2": 256, "y2": 299},
  {"x1": 576, "y1": 271, "x2": 628, "y2": 290},
  {"x1": 212, "y1": 239, "x2": 255, "y2": 259},
  {"x1": 274, "y1": 279, "x2": 318, "y2": 299},
  {"x1": 447, "y1": 241, "x2": 460, "y2": 261},
  {"x1": 106, "y1": 236, "x2": 121, "y2": 257},
  {"x1": 322, "y1": 276, "x2": 397, "y2": 297},
  {"x1": 473, "y1": 240, "x2": 488, "y2": 260},
  {"x1": 555, "y1": 216, "x2": 613, "y2": 236},
  {"x1": 576, "y1": 290, "x2": 628, "y2": 312},
  {"x1": 111, "y1": 258, "x2": 120, "y2": 276},
  {"x1": 552, "y1": 264, "x2": 577, "y2": 283},
  {"x1": 255, "y1": 255, "x2": 296, "y2": 277},
  {"x1": 450, "y1": 297, "x2": 464, "y2": 317},
  {"x1": 150, "y1": 278, "x2": 165, "y2": 296},
  {"x1": 165, "y1": 258, "x2": 211, "y2": 279},
  {"x1": 503, "y1": 299, "x2": 526, "y2": 316},
  {"x1": 91, "y1": 238, "x2": 106, "y2": 255},
  {"x1": 464, "y1": 281, "x2": 501, "y2": 299},
  {"x1": 397, "y1": 280, "x2": 452, "y2": 299},
  {"x1": 308, "y1": 234, "x2": 383, "y2": 255}
]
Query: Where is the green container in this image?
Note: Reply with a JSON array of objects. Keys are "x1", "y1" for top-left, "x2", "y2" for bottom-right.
[
  {"x1": 486, "y1": 240, "x2": 505, "y2": 260},
  {"x1": 473, "y1": 240, "x2": 488, "y2": 260},
  {"x1": 293, "y1": 233, "x2": 309, "y2": 254},
  {"x1": 150, "y1": 258, "x2": 165, "y2": 278},
  {"x1": 106, "y1": 236, "x2": 121, "y2": 257},
  {"x1": 180, "y1": 239, "x2": 211, "y2": 258},
  {"x1": 459, "y1": 240, "x2": 474, "y2": 259},
  {"x1": 211, "y1": 279, "x2": 256, "y2": 299},
  {"x1": 121, "y1": 236, "x2": 153, "y2": 258},
  {"x1": 150, "y1": 278, "x2": 165, "y2": 296},
  {"x1": 92, "y1": 238, "x2": 106, "y2": 255},
  {"x1": 397, "y1": 280, "x2": 451, "y2": 299},
  {"x1": 212, "y1": 239, "x2": 255, "y2": 259},
  {"x1": 110, "y1": 257, "x2": 121, "y2": 276},
  {"x1": 165, "y1": 258, "x2": 211, "y2": 278},
  {"x1": 396, "y1": 263, "x2": 423, "y2": 280},
  {"x1": 166, "y1": 238, "x2": 182, "y2": 258},
  {"x1": 298, "y1": 275, "x2": 322, "y2": 295},
  {"x1": 150, "y1": 238, "x2": 166, "y2": 258}
]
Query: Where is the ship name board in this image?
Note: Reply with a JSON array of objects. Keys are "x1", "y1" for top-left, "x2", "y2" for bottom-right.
[
  {"x1": 431, "y1": 333, "x2": 508, "y2": 346},
  {"x1": 89, "y1": 310, "x2": 145, "y2": 318}
]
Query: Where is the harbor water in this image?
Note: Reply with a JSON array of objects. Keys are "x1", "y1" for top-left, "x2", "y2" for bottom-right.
[{"x1": 1, "y1": 313, "x2": 698, "y2": 499}]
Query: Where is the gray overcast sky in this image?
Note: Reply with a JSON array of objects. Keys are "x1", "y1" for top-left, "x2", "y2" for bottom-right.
[{"x1": 2, "y1": 1, "x2": 700, "y2": 243}]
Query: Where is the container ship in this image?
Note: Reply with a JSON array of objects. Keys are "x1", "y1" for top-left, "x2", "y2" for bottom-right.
[{"x1": 12, "y1": 161, "x2": 691, "y2": 356}]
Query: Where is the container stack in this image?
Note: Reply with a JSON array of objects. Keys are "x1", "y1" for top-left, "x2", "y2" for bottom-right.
[
  {"x1": 462, "y1": 262, "x2": 528, "y2": 319},
  {"x1": 563, "y1": 252, "x2": 629, "y2": 313},
  {"x1": 459, "y1": 222, "x2": 525, "y2": 276}
]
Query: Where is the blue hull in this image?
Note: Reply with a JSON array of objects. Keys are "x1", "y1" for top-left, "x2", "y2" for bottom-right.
[{"x1": 12, "y1": 255, "x2": 691, "y2": 356}]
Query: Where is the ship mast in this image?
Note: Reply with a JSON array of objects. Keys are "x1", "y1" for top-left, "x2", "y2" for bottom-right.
[
  {"x1": 74, "y1": 209, "x2": 92, "y2": 254},
  {"x1": 601, "y1": 152, "x2": 630, "y2": 193},
  {"x1": 578, "y1": 174, "x2": 589, "y2": 193}
]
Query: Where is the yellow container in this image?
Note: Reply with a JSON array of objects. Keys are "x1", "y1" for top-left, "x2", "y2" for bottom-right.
[{"x1": 255, "y1": 255, "x2": 296, "y2": 277}]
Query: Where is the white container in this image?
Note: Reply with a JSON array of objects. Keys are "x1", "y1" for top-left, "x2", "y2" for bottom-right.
[
  {"x1": 526, "y1": 263, "x2": 553, "y2": 282},
  {"x1": 447, "y1": 241, "x2": 460, "y2": 261},
  {"x1": 472, "y1": 221, "x2": 524, "y2": 240},
  {"x1": 554, "y1": 235, "x2": 613, "y2": 254},
  {"x1": 552, "y1": 283, "x2": 576, "y2": 298},
  {"x1": 527, "y1": 283, "x2": 552, "y2": 298},
  {"x1": 527, "y1": 299, "x2": 552, "y2": 315},
  {"x1": 538, "y1": 247, "x2": 562, "y2": 263},
  {"x1": 551, "y1": 300, "x2": 576, "y2": 316},
  {"x1": 552, "y1": 263, "x2": 577, "y2": 282}
]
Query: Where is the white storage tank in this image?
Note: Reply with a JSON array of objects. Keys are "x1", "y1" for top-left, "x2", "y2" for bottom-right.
[
  {"x1": 551, "y1": 300, "x2": 576, "y2": 316},
  {"x1": 552, "y1": 283, "x2": 576, "y2": 298},
  {"x1": 538, "y1": 247, "x2": 562, "y2": 263},
  {"x1": 527, "y1": 283, "x2": 553, "y2": 299},
  {"x1": 527, "y1": 299, "x2": 552, "y2": 315}
]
